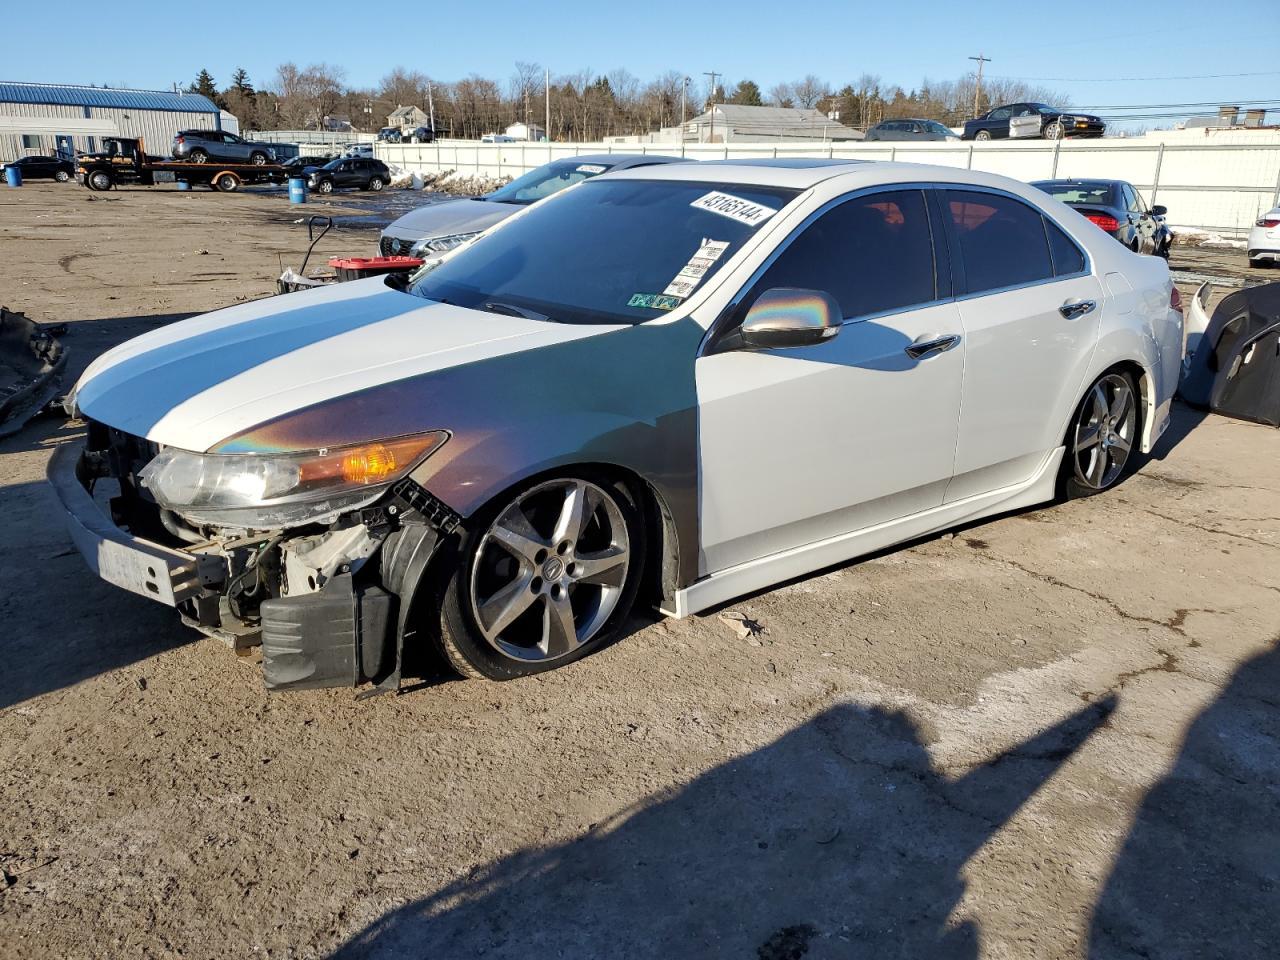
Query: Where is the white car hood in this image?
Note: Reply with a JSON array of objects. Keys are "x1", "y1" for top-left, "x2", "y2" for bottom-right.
[
  {"x1": 381, "y1": 197, "x2": 517, "y2": 242},
  {"x1": 73, "y1": 277, "x2": 619, "y2": 452}
]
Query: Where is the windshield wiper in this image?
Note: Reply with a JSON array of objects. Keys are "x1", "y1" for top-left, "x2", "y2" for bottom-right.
[{"x1": 482, "y1": 301, "x2": 552, "y2": 322}]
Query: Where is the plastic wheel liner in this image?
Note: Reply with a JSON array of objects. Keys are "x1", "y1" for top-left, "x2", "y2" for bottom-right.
[
  {"x1": 1179, "y1": 281, "x2": 1280, "y2": 426},
  {"x1": 0, "y1": 307, "x2": 66, "y2": 437}
]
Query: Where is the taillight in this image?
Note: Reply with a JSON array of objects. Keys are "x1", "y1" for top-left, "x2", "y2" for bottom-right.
[
  {"x1": 1257, "y1": 218, "x2": 1280, "y2": 228},
  {"x1": 1084, "y1": 213, "x2": 1120, "y2": 232},
  {"x1": 1170, "y1": 287, "x2": 1183, "y2": 314}
]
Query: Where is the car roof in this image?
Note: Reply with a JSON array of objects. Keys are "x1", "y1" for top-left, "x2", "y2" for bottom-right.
[
  {"x1": 605, "y1": 159, "x2": 1063, "y2": 198},
  {"x1": 1032, "y1": 178, "x2": 1118, "y2": 188},
  {"x1": 560, "y1": 153, "x2": 687, "y2": 168}
]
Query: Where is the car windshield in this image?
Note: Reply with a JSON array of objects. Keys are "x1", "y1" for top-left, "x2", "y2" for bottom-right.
[
  {"x1": 321, "y1": 158, "x2": 346, "y2": 170},
  {"x1": 1033, "y1": 104, "x2": 1062, "y2": 115},
  {"x1": 409, "y1": 178, "x2": 800, "y2": 325},
  {"x1": 1036, "y1": 182, "x2": 1113, "y2": 206},
  {"x1": 484, "y1": 159, "x2": 617, "y2": 205},
  {"x1": 922, "y1": 121, "x2": 952, "y2": 135}
]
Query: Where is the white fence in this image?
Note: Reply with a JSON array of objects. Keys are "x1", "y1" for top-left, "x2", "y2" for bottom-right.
[{"x1": 378, "y1": 138, "x2": 1280, "y2": 237}]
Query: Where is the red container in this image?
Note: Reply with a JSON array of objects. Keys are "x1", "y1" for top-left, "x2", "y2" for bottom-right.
[{"x1": 328, "y1": 256, "x2": 424, "y2": 282}]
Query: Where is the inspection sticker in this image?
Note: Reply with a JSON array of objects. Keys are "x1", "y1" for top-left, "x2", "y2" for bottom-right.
[
  {"x1": 628, "y1": 293, "x2": 683, "y2": 311},
  {"x1": 691, "y1": 191, "x2": 778, "y2": 227},
  {"x1": 663, "y1": 276, "x2": 701, "y2": 299},
  {"x1": 577, "y1": 163, "x2": 608, "y2": 174}
]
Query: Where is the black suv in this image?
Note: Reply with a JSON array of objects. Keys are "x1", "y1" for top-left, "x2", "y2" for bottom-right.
[{"x1": 307, "y1": 157, "x2": 392, "y2": 193}]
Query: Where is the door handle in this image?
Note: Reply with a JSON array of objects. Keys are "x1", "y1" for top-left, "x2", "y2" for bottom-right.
[
  {"x1": 904, "y1": 333, "x2": 961, "y2": 360},
  {"x1": 1059, "y1": 299, "x2": 1096, "y2": 320}
]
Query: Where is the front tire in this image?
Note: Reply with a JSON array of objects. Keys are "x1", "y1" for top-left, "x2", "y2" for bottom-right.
[
  {"x1": 88, "y1": 170, "x2": 112, "y2": 191},
  {"x1": 316, "y1": 179, "x2": 333, "y2": 194},
  {"x1": 215, "y1": 172, "x2": 239, "y2": 192},
  {"x1": 250, "y1": 152, "x2": 267, "y2": 166},
  {"x1": 1044, "y1": 121, "x2": 1065, "y2": 140},
  {"x1": 437, "y1": 475, "x2": 646, "y2": 680},
  {"x1": 1062, "y1": 370, "x2": 1140, "y2": 499}
]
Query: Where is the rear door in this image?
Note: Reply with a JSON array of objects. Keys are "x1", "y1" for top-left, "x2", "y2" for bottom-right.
[
  {"x1": 941, "y1": 188, "x2": 1104, "y2": 499},
  {"x1": 696, "y1": 187, "x2": 965, "y2": 573}
]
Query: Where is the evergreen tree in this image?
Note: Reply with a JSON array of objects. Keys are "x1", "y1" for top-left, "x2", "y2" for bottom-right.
[
  {"x1": 188, "y1": 69, "x2": 225, "y2": 109},
  {"x1": 728, "y1": 80, "x2": 763, "y2": 107}
]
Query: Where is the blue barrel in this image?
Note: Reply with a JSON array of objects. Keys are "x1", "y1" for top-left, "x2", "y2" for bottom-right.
[
  {"x1": 4, "y1": 165, "x2": 21, "y2": 188},
  {"x1": 288, "y1": 177, "x2": 307, "y2": 204},
  {"x1": 176, "y1": 179, "x2": 190, "y2": 192}
]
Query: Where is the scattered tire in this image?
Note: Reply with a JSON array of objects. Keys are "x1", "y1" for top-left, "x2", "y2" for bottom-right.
[
  {"x1": 974, "y1": 130, "x2": 992, "y2": 141},
  {"x1": 368, "y1": 176, "x2": 384, "y2": 191},
  {"x1": 215, "y1": 173, "x2": 240, "y2": 193},
  {"x1": 1062, "y1": 369, "x2": 1140, "y2": 499},
  {"x1": 189, "y1": 149, "x2": 209, "y2": 164},
  {"x1": 55, "y1": 170, "x2": 70, "y2": 182},
  {"x1": 436, "y1": 474, "x2": 646, "y2": 680}
]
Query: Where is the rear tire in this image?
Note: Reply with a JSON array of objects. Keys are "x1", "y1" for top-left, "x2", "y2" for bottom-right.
[
  {"x1": 1062, "y1": 370, "x2": 1140, "y2": 499},
  {"x1": 436, "y1": 474, "x2": 646, "y2": 681},
  {"x1": 250, "y1": 152, "x2": 267, "y2": 166},
  {"x1": 189, "y1": 149, "x2": 209, "y2": 164},
  {"x1": 55, "y1": 170, "x2": 70, "y2": 182},
  {"x1": 215, "y1": 172, "x2": 239, "y2": 192},
  {"x1": 975, "y1": 130, "x2": 992, "y2": 141},
  {"x1": 369, "y1": 176, "x2": 384, "y2": 191}
]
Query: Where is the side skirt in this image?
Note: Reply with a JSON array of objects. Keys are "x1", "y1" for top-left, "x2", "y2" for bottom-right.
[{"x1": 663, "y1": 447, "x2": 1065, "y2": 619}]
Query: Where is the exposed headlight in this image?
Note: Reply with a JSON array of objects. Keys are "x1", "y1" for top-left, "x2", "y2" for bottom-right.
[
  {"x1": 139, "y1": 432, "x2": 448, "y2": 529},
  {"x1": 409, "y1": 232, "x2": 481, "y2": 257}
]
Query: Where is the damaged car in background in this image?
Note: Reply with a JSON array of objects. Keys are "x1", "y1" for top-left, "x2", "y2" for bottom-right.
[{"x1": 50, "y1": 160, "x2": 1183, "y2": 694}]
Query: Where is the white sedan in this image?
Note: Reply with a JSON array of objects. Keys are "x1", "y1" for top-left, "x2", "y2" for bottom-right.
[{"x1": 52, "y1": 159, "x2": 1184, "y2": 689}]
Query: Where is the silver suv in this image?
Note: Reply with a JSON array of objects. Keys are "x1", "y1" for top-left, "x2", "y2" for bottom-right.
[{"x1": 172, "y1": 130, "x2": 277, "y2": 165}]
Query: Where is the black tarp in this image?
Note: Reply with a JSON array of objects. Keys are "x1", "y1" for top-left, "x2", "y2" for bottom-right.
[{"x1": 1179, "y1": 282, "x2": 1280, "y2": 427}]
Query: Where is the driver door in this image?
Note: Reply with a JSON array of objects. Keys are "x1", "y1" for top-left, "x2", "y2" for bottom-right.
[{"x1": 695, "y1": 188, "x2": 964, "y2": 575}]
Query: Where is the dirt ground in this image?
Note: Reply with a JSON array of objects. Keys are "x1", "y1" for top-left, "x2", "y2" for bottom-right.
[{"x1": 1, "y1": 182, "x2": 1278, "y2": 960}]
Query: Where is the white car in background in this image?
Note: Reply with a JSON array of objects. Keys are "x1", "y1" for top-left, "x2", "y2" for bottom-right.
[
  {"x1": 1248, "y1": 206, "x2": 1280, "y2": 267},
  {"x1": 51, "y1": 159, "x2": 1184, "y2": 691}
]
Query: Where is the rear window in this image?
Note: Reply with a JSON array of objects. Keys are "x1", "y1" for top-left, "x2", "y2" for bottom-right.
[
  {"x1": 1036, "y1": 182, "x2": 1113, "y2": 207},
  {"x1": 946, "y1": 190, "x2": 1054, "y2": 294}
]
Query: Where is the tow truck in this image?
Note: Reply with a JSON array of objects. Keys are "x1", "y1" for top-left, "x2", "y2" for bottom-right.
[{"x1": 75, "y1": 137, "x2": 290, "y2": 193}]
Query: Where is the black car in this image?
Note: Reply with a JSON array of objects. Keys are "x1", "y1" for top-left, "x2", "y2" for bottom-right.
[
  {"x1": 864, "y1": 118, "x2": 957, "y2": 141},
  {"x1": 283, "y1": 155, "x2": 334, "y2": 172},
  {"x1": 377, "y1": 127, "x2": 403, "y2": 143},
  {"x1": 963, "y1": 103, "x2": 1105, "y2": 141},
  {"x1": 1032, "y1": 179, "x2": 1172, "y2": 257},
  {"x1": 2, "y1": 155, "x2": 75, "y2": 182},
  {"x1": 405, "y1": 126, "x2": 435, "y2": 143},
  {"x1": 307, "y1": 157, "x2": 391, "y2": 194}
]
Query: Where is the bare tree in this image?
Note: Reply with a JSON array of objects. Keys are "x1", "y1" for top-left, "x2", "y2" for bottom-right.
[
  {"x1": 510, "y1": 61, "x2": 544, "y2": 126},
  {"x1": 768, "y1": 82, "x2": 796, "y2": 108},
  {"x1": 792, "y1": 75, "x2": 829, "y2": 109}
]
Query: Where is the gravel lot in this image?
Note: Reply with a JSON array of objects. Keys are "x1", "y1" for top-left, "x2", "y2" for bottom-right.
[{"x1": 1, "y1": 182, "x2": 1278, "y2": 960}]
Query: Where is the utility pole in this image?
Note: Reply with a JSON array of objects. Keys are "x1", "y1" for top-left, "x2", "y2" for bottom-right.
[
  {"x1": 703, "y1": 71, "x2": 720, "y2": 144},
  {"x1": 680, "y1": 75, "x2": 690, "y2": 131},
  {"x1": 545, "y1": 67, "x2": 551, "y2": 143},
  {"x1": 969, "y1": 54, "x2": 991, "y2": 119},
  {"x1": 427, "y1": 80, "x2": 436, "y2": 133}
]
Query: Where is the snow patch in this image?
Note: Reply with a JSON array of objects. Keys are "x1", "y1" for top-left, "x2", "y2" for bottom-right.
[
  {"x1": 381, "y1": 165, "x2": 512, "y2": 196},
  {"x1": 1170, "y1": 227, "x2": 1247, "y2": 249}
]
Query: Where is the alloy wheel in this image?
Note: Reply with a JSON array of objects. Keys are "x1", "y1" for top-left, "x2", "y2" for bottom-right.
[
  {"x1": 1072, "y1": 373, "x2": 1136, "y2": 490},
  {"x1": 468, "y1": 478, "x2": 631, "y2": 663}
]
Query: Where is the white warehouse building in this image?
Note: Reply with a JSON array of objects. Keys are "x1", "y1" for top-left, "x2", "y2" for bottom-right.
[{"x1": 0, "y1": 81, "x2": 223, "y2": 162}]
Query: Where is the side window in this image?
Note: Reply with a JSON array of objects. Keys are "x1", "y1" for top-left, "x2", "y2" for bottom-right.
[
  {"x1": 990, "y1": 106, "x2": 1013, "y2": 121},
  {"x1": 1043, "y1": 216, "x2": 1086, "y2": 276},
  {"x1": 750, "y1": 189, "x2": 938, "y2": 321},
  {"x1": 1123, "y1": 185, "x2": 1142, "y2": 212},
  {"x1": 945, "y1": 190, "x2": 1053, "y2": 293}
]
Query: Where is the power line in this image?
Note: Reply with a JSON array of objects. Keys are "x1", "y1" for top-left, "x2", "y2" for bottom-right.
[
  {"x1": 1074, "y1": 99, "x2": 1280, "y2": 111},
  {"x1": 988, "y1": 70, "x2": 1280, "y2": 83}
]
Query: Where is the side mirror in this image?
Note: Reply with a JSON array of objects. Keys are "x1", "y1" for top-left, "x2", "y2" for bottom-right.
[
  {"x1": 738, "y1": 288, "x2": 842, "y2": 350},
  {"x1": 1151, "y1": 204, "x2": 1167, "y2": 217}
]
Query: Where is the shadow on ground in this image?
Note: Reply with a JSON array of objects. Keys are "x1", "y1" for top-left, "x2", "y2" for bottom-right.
[
  {"x1": 332, "y1": 696, "x2": 1115, "y2": 959},
  {"x1": 1089, "y1": 639, "x2": 1280, "y2": 959}
]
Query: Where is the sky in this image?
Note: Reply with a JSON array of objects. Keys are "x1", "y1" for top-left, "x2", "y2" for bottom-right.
[{"x1": 7, "y1": 0, "x2": 1277, "y2": 129}]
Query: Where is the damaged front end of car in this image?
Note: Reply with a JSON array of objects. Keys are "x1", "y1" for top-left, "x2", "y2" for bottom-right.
[{"x1": 48, "y1": 420, "x2": 459, "y2": 695}]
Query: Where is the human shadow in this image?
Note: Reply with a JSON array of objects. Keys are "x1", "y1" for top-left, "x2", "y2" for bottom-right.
[
  {"x1": 332, "y1": 696, "x2": 1116, "y2": 959},
  {"x1": 1088, "y1": 640, "x2": 1280, "y2": 959}
]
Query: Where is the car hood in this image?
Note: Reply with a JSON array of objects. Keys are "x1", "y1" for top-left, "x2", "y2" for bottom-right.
[
  {"x1": 72, "y1": 277, "x2": 622, "y2": 452},
  {"x1": 381, "y1": 197, "x2": 516, "y2": 241}
]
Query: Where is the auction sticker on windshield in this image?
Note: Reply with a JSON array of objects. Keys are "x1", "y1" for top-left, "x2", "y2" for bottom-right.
[
  {"x1": 577, "y1": 164, "x2": 608, "y2": 174},
  {"x1": 691, "y1": 191, "x2": 778, "y2": 227}
]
